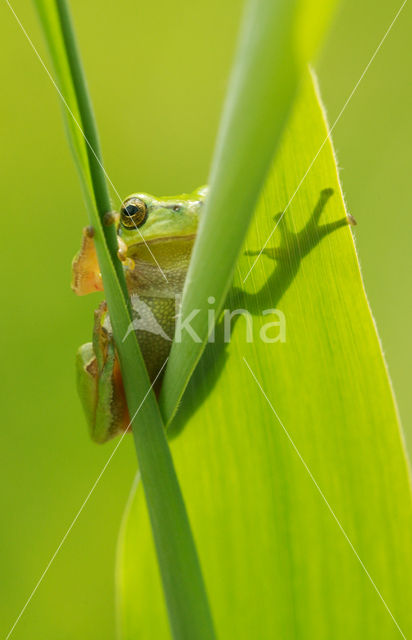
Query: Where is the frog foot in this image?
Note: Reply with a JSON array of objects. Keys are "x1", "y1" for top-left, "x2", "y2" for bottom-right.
[{"x1": 76, "y1": 301, "x2": 130, "y2": 443}]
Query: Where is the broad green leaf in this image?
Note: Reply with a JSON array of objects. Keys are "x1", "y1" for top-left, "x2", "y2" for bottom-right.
[
  {"x1": 159, "y1": 0, "x2": 336, "y2": 422},
  {"x1": 117, "y1": 73, "x2": 412, "y2": 639}
]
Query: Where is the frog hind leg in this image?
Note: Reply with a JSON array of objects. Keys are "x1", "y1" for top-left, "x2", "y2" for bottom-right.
[{"x1": 76, "y1": 302, "x2": 130, "y2": 443}]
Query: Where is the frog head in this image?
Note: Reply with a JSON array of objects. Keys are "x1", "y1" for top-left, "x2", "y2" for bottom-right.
[
  {"x1": 72, "y1": 186, "x2": 207, "y2": 298},
  {"x1": 118, "y1": 186, "x2": 206, "y2": 264},
  {"x1": 117, "y1": 186, "x2": 207, "y2": 295}
]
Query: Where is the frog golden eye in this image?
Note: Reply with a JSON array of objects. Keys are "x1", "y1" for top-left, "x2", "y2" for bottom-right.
[{"x1": 120, "y1": 198, "x2": 148, "y2": 229}]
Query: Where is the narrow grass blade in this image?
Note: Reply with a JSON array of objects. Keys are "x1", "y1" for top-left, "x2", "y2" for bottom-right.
[
  {"x1": 159, "y1": 0, "x2": 336, "y2": 422},
  {"x1": 33, "y1": 1, "x2": 215, "y2": 637}
]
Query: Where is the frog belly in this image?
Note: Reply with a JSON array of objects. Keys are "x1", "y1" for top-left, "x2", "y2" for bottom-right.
[{"x1": 132, "y1": 295, "x2": 176, "y2": 382}]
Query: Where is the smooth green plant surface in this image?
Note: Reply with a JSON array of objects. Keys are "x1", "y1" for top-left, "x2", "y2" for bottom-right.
[
  {"x1": 2, "y1": 2, "x2": 411, "y2": 639},
  {"x1": 118, "y1": 73, "x2": 412, "y2": 638},
  {"x1": 34, "y1": 1, "x2": 214, "y2": 638},
  {"x1": 160, "y1": 0, "x2": 337, "y2": 421},
  {"x1": 33, "y1": 0, "x2": 337, "y2": 637}
]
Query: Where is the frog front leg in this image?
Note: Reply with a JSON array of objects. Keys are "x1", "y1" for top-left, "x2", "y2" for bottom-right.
[
  {"x1": 71, "y1": 226, "x2": 105, "y2": 296},
  {"x1": 76, "y1": 301, "x2": 130, "y2": 443}
]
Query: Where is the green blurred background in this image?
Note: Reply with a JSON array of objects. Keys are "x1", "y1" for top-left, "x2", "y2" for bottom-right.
[{"x1": 0, "y1": 0, "x2": 410, "y2": 637}]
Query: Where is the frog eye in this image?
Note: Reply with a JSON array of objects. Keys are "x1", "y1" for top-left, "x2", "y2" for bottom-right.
[{"x1": 120, "y1": 197, "x2": 148, "y2": 229}]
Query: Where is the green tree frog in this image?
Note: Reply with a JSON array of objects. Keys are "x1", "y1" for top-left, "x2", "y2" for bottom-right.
[{"x1": 73, "y1": 187, "x2": 206, "y2": 443}]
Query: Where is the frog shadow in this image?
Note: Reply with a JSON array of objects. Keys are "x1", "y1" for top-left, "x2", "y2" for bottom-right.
[{"x1": 168, "y1": 188, "x2": 355, "y2": 438}]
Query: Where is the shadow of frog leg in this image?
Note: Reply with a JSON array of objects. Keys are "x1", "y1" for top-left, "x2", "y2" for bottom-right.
[
  {"x1": 298, "y1": 187, "x2": 356, "y2": 254},
  {"x1": 169, "y1": 189, "x2": 356, "y2": 438},
  {"x1": 245, "y1": 210, "x2": 290, "y2": 261},
  {"x1": 306, "y1": 187, "x2": 335, "y2": 230},
  {"x1": 236, "y1": 188, "x2": 356, "y2": 312}
]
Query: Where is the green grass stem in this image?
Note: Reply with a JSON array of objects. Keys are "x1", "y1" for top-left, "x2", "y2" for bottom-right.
[{"x1": 35, "y1": 1, "x2": 215, "y2": 637}]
